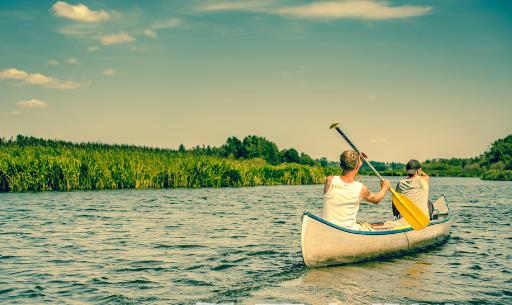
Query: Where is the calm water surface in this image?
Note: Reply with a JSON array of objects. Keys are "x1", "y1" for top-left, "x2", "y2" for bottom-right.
[{"x1": 0, "y1": 177, "x2": 511, "y2": 304}]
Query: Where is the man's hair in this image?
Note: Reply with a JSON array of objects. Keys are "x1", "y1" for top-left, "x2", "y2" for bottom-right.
[
  {"x1": 406, "y1": 159, "x2": 422, "y2": 176},
  {"x1": 339, "y1": 150, "x2": 360, "y2": 173}
]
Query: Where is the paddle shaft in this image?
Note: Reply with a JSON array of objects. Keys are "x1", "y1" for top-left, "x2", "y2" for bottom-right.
[{"x1": 332, "y1": 125, "x2": 384, "y2": 182}]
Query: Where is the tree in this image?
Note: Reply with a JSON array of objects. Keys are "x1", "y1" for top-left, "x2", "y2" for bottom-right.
[
  {"x1": 178, "y1": 144, "x2": 186, "y2": 153},
  {"x1": 281, "y1": 148, "x2": 301, "y2": 164},
  {"x1": 242, "y1": 135, "x2": 280, "y2": 165},
  {"x1": 222, "y1": 137, "x2": 246, "y2": 159},
  {"x1": 318, "y1": 157, "x2": 329, "y2": 167},
  {"x1": 299, "y1": 152, "x2": 315, "y2": 166}
]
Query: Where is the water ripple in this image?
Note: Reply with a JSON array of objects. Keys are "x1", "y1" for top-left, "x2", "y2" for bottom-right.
[{"x1": 0, "y1": 178, "x2": 511, "y2": 304}]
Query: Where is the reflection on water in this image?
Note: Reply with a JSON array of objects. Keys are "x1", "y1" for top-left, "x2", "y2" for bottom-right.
[{"x1": 0, "y1": 177, "x2": 511, "y2": 304}]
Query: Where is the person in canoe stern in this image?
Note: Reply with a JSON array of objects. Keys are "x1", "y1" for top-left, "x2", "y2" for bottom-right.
[
  {"x1": 323, "y1": 150, "x2": 391, "y2": 231},
  {"x1": 393, "y1": 159, "x2": 431, "y2": 219}
]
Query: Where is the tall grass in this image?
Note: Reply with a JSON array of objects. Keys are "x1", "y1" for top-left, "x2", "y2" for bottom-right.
[{"x1": 0, "y1": 138, "x2": 339, "y2": 192}]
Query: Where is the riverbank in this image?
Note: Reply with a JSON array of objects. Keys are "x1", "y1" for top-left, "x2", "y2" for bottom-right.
[
  {"x1": 1, "y1": 134, "x2": 511, "y2": 192},
  {"x1": 0, "y1": 138, "x2": 339, "y2": 192}
]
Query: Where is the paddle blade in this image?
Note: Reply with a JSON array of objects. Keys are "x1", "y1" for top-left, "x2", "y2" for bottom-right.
[{"x1": 390, "y1": 189, "x2": 430, "y2": 230}]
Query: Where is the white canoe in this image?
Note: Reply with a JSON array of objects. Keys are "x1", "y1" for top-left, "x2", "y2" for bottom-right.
[{"x1": 301, "y1": 195, "x2": 451, "y2": 267}]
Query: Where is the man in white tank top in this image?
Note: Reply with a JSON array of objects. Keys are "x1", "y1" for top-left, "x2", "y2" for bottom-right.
[{"x1": 323, "y1": 150, "x2": 391, "y2": 231}]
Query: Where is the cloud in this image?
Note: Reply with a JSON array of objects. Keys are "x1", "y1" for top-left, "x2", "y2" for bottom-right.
[
  {"x1": 144, "y1": 29, "x2": 157, "y2": 38},
  {"x1": 0, "y1": 68, "x2": 28, "y2": 80},
  {"x1": 51, "y1": 1, "x2": 110, "y2": 22},
  {"x1": 0, "y1": 68, "x2": 82, "y2": 89},
  {"x1": 88, "y1": 45, "x2": 99, "y2": 52},
  {"x1": 19, "y1": 99, "x2": 48, "y2": 109},
  {"x1": 199, "y1": 1, "x2": 275, "y2": 12},
  {"x1": 370, "y1": 137, "x2": 387, "y2": 143},
  {"x1": 199, "y1": 0, "x2": 431, "y2": 20},
  {"x1": 151, "y1": 18, "x2": 182, "y2": 30},
  {"x1": 278, "y1": 1, "x2": 431, "y2": 19},
  {"x1": 65, "y1": 57, "x2": 78, "y2": 64},
  {"x1": 142, "y1": 18, "x2": 181, "y2": 38},
  {"x1": 48, "y1": 59, "x2": 59, "y2": 65},
  {"x1": 25, "y1": 73, "x2": 55, "y2": 85},
  {"x1": 99, "y1": 32, "x2": 135, "y2": 45},
  {"x1": 11, "y1": 110, "x2": 22, "y2": 116},
  {"x1": 101, "y1": 68, "x2": 115, "y2": 76}
]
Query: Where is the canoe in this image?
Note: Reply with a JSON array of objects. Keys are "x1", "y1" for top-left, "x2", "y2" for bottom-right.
[{"x1": 301, "y1": 195, "x2": 451, "y2": 267}]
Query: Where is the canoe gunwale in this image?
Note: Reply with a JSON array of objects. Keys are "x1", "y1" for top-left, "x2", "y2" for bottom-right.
[
  {"x1": 303, "y1": 194, "x2": 450, "y2": 236},
  {"x1": 303, "y1": 210, "x2": 450, "y2": 236}
]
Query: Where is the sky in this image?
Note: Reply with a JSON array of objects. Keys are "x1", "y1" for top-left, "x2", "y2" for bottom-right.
[{"x1": 1, "y1": 0, "x2": 511, "y2": 162}]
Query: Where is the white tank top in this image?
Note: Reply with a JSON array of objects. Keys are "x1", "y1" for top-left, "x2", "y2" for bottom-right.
[{"x1": 323, "y1": 176, "x2": 363, "y2": 230}]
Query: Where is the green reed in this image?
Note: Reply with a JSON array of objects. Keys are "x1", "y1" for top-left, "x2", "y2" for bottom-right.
[{"x1": 0, "y1": 139, "x2": 339, "y2": 192}]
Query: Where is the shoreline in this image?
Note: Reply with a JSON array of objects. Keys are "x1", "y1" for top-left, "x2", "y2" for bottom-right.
[
  {"x1": 1, "y1": 175, "x2": 508, "y2": 194},
  {"x1": 1, "y1": 136, "x2": 510, "y2": 193}
]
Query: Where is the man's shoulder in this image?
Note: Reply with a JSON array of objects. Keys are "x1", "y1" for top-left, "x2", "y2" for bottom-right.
[{"x1": 397, "y1": 177, "x2": 409, "y2": 185}]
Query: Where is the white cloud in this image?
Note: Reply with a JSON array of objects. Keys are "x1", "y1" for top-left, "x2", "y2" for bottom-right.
[
  {"x1": 101, "y1": 68, "x2": 115, "y2": 76},
  {"x1": 370, "y1": 137, "x2": 387, "y2": 143},
  {"x1": 48, "y1": 59, "x2": 59, "y2": 65},
  {"x1": 99, "y1": 32, "x2": 135, "y2": 45},
  {"x1": 88, "y1": 45, "x2": 99, "y2": 52},
  {"x1": 65, "y1": 57, "x2": 78, "y2": 64},
  {"x1": 144, "y1": 29, "x2": 157, "y2": 38},
  {"x1": 25, "y1": 73, "x2": 55, "y2": 85},
  {"x1": 151, "y1": 18, "x2": 182, "y2": 30},
  {"x1": 143, "y1": 18, "x2": 181, "y2": 39},
  {"x1": 200, "y1": 0, "x2": 431, "y2": 20},
  {"x1": 0, "y1": 68, "x2": 81, "y2": 89},
  {"x1": 51, "y1": 1, "x2": 110, "y2": 22},
  {"x1": 199, "y1": 1, "x2": 275, "y2": 12},
  {"x1": 278, "y1": 1, "x2": 431, "y2": 19},
  {"x1": 11, "y1": 110, "x2": 22, "y2": 116},
  {"x1": 0, "y1": 68, "x2": 28, "y2": 80},
  {"x1": 18, "y1": 99, "x2": 48, "y2": 109}
]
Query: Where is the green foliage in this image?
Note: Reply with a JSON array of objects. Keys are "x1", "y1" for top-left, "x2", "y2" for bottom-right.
[
  {"x1": 186, "y1": 135, "x2": 323, "y2": 167},
  {"x1": 281, "y1": 148, "x2": 301, "y2": 164},
  {"x1": 359, "y1": 161, "x2": 405, "y2": 176},
  {"x1": 0, "y1": 136, "x2": 336, "y2": 192},
  {"x1": 353, "y1": 134, "x2": 512, "y2": 181},
  {"x1": 242, "y1": 135, "x2": 280, "y2": 164},
  {"x1": 481, "y1": 170, "x2": 512, "y2": 181},
  {"x1": 421, "y1": 135, "x2": 512, "y2": 180},
  {"x1": 481, "y1": 135, "x2": 512, "y2": 170}
]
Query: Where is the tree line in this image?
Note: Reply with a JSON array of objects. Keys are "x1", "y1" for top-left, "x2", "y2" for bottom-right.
[
  {"x1": 357, "y1": 134, "x2": 512, "y2": 180},
  {"x1": 177, "y1": 135, "x2": 332, "y2": 167}
]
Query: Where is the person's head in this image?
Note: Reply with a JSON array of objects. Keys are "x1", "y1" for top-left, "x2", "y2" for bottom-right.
[
  {"x1": 339, "y1": 150, "x2": 362, "y2": 174},
  {"x1": 406, "y1": 159, "x2": 422, "y2": 177}
]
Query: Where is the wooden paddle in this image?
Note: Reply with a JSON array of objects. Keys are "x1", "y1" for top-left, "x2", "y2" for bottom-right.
[{"x1": 329, "y1": 123, "x2": 429, "y2": 230}]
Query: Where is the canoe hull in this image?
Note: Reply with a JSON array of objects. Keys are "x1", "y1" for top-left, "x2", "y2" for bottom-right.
[{"x1": 301, "y1": 198, "x2": 451, "y2": 267}]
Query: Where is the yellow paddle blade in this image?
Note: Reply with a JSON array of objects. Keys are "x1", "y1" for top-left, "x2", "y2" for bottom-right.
[{"x1": 390, "y1": 189, "x2": 430, "y2": 230}]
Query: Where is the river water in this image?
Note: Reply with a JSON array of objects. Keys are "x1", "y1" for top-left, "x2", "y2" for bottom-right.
[{"x1": 0, "y1": 177, "x2": 510, "y2": 304}]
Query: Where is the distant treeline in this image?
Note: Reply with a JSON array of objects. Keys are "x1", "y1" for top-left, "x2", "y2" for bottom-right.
[
  {"x1": 359, "y1": 135, "x2": 512, "y2": 181},
  {"x1": 174, "y1": 135, "x2": 332, "y2": 167},
  {"x1": 0, "y1": 135, "x2": 339, "y2": 192}
]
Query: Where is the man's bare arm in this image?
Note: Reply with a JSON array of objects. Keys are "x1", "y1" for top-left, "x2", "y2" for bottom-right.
[
  {"x1": 360, "y1": 180, "x2": 391, "y2": 204},
  {"x1": 324, "y1": 176, "x2": 333, "y2": 194}
]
